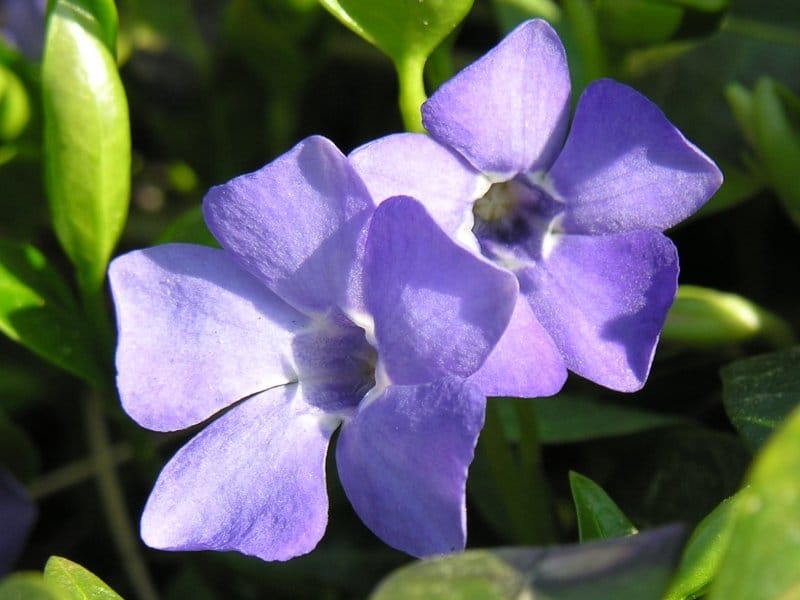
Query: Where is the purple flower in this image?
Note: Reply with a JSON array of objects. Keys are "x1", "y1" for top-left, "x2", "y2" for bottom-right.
[
  {"x1": 0, "y1": 466, "x2": 36, "y2": 575},
  {"x1": 0, "y1": 0, "x2": 46, "y2": 60},
  {"x1": 350, "y1": 19, "x2": 723, "y2": 394},
  {"x1": 109, "y1": 136, "x2": 518, "y2": 560}
]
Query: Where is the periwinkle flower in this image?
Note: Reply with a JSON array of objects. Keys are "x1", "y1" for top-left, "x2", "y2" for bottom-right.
[
  {"x1": 351, "y1": 19, "x2": 723, "y2": 395},
  {"x1": 109, "y1": 136, "x2": 518, "y2": 559},
  {"x1": 0, "y1": 466, "x2": 36, "y2": 575},
  {"x1": 0, "y1": 0, "x2": 46, "y2": 60}
]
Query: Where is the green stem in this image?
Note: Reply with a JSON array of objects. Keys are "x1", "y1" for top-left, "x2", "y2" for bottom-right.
[
  {"x1": 395, "y1": 53, "x2": 427, "y2": 133},
  {"x1": 79, "y1": 281, "x2": 115, "y2": 379},
  {"x1": 84, "y1": 393, "x2": 159, "y2": 600},
  {"x1": 479, "y1": 399, "x2": 556, "y2": 544}
]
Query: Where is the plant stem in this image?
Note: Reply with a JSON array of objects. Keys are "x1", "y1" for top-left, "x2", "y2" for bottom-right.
[
  {"x1": 395, "y1": 53, "x2": 427, "y2": 133},
  {"x1": 84, "y1": 392, "x2": 159, "y2": 600},
  {"x1": 479, "y1": 399, "x2": 556, "y2": 545}
]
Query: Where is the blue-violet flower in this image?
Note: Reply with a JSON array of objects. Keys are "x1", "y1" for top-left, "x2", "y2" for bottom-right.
[
  {"x1": 0, "y1": 0, "x2": 46, "y2": 60},
  {"x1": 0, "y1": 466, "x2": 36, "y2": 575},
  {"x1": 350, "y1": 19, "x2": 723, "y2": 394},
  {"x1": 109, "y1": 136, "x2": 518, "y2": 560}
]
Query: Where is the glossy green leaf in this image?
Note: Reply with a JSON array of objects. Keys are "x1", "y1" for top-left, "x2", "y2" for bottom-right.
[
  {"x1": 318, "y1": 0, "x2": 471, "y2": 65},
  {"x1": 664, "y1": 492, "x2": 737, "y2": 600},
  {"x1": 721, "y1": 345, "x2": 800, "y2": 451},
  {"x1": 661, "y1": 0, "x2": 727, "y2": 11},
  {"x1": 42, "y1": 0, "x2": 131, "y2": 293},
  {"x1": 43, "y1": 556, "x2": 123, "y2": 600},
  {"x1": 725, "y1": 82, "x2": 756, "y2": 148},
  {"x1": 569, "y1": 471, "x2": 637, "y2": 542},
  {"x1": 319, "y1": 0, "x2": 472, "y2": 130},
  {"x1": 0, "y1": 240, "x2": 103, "y2": 385},
  {"x1": 526, "y1": 395, "x2": 683, "y2": 443},
  {"x1": 752, "y1": 77, "x2": 800, "y2": 227},
  {"x1": 0, "y1": 573, "x2": 67, "y2": 600},
  {"x1": 371, "y1": 525, "x2": 686, "y2": 600},
  {"x1": 710, "y1": 405, "x2": 800, "y2": 599},
  {"x1": 0, "y1": 63, "x2": 31, "y2": 140}
]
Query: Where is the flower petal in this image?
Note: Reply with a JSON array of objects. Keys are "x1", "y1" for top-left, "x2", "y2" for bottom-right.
[
  {"x1": 109, "y1": 244, "x2": 304, "y2": 432},
  {"x1": 336, "y1": 378, "x2": 485, "y2": 557},
  {"x1": 0, "y1": 467, "x2": 37, "y2": 575},
  {"x1": 422, "y1": 19, "x2": 571, "y2": 179},
  {"x1": 550, "y1": 80, "x2": 723, "y2": 234},
  {"x1": 518, "y1": 231, "x2": 678, "y2": 392},
  {"x1": 141, "y1": 384, "x2": 341, "y2": 561},
  {"x1": 349, "y1": 133, "x2": 486, "y2": 239},
  {"x1": 365, "y1": 196, "x2": 518, "y2": 385},
  {"x1": 468, "y1": 295, "x2": 567, "y2": 398},
  {"x1": 203, "y1": 135, "x2": 374, "y2": 317}
]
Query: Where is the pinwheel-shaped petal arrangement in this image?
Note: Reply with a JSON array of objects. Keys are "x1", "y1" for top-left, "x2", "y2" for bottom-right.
[
  {"x1": 109, "y1": 136, "x2": 518, "y2": 560},
  {"x1": 351, "y1": 18, "x2": 723, "y2": 395}
]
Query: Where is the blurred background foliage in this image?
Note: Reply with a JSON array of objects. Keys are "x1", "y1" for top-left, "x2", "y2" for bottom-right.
[{"x1": 0, "y1": 0, "x2": 798, "y2": 598}]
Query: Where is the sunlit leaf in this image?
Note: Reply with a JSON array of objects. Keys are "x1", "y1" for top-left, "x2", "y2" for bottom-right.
[
  {"x1": 42, "y1": 0, "x2": 130, "y2": 293},
  {"x1": 0, "y1": 240, "x2": 103, "y2": 385},
  {"x1": 371, "y1": 526, "x2": 686, "y2": 600},
  {"x1": 721, "y1": 345, "x2": 800, "y2": 451},
  {"x1": 43, "y1": 556, "x2": 123, "y2": 600},
  {"x1": 569, "y1": 471, "x2": 637, "y2": 542},
  {"x1": 0, "y1": 573, "x2": 66, "y2": 600},
  {"x1": 664, "y1": 492, "x2": 737, "y2": 600},
  {"x1": 710, "y1": 405, "x2": 800, "y2": 599}
]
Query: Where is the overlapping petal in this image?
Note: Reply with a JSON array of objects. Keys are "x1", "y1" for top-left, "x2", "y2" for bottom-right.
[
  {"x1": 349, "y1": 133, "x2": 486, "y2": 240},
  {"x1": 141, "y1": 384, "x2": 341, "y2": 562},
  {"x1": 203, "y1": 135, "x2": 373, "y2": 317},
  {"x1": 109, "y1": 244, "x2": 304, "y2": 432},
  {"x1": 422, "y1": 19, "x2": 571, "y2": 179},
  {"x1": 365, "y1": 196, "x2": 518, "y2": 385},
  {"x1": 518, "y1": 231, "x2": 679, "y2": 392},
  {"x1": 551, "y1": 80, "x2": 723, "y2": 234},
  {"x1": 336, "y1": 377, "x2": 485, "y2": 557},
  {"x1": 468, "y1": 295, "x2": 567, "y2": 398}
]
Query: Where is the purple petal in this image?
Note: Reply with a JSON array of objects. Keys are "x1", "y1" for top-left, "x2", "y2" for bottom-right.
[
  {"x1": 336, "y1": 378, "x2": 485, "y2": 557},
  {"x1": 0, "y1": 467, "x2": 36, "y2": 575},
  {"x1": 468, "y1": 295, "x2": 567, "y2": 398},
  {"x1": 551, "y1": 80, "x2": 723, "y2": 234},
  {"x1": 349, "y1": 133, "x2": 486, "y2": 239},
  {"x1": 422, "y1": 19, "x2": 571, "y2": 179},
  {"x1": 109, "y1": 244, "x2": 305, "y2": 432},
  {"x1": 203, "y1": 136, "x2": 374, "y2": 317},
  {"x1": 141, "y1": 384, "x2": 343, "y2": 561},
  {"x1": 365, "y1": 197, "x2": 518, "y2": 384},
  {"x1": 518, "y1": 231, "x2": 678, "y2": 392}
]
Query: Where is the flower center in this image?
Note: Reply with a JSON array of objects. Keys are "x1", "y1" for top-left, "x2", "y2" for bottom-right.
[
  {"x1": 292, "y1": 318, "x2": 377, "y2": 402},
  {"x1": 471, "y1": 176, "x2": 563, "y2": 265}
]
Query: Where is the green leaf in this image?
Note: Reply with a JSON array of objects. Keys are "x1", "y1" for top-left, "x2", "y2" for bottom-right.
[
  {"x1": 752, "y1": 77, "x2": 800, "y2": 227},
  {"x1": 370, "y1": 525, "x2": 686, "y2": 600},
  {"x1": 0, "y1": 239, "x2": 103, "y2": 385},
  {"x1": 318, "y1": 0, "x2": 472, "y2": 130},
  {"x1": 42, "y1": 0, "x2": 131, "y2": 294},
  {"x1": 596, "y1": 0, "x2": 684, "y2": 47},
  {"x1": 0, "y1": 573, "x2": 68, "y2": 600},
  {"x1": 0, "y1": 62, "x2": 31, "y2": 141},
  {"x1": 43, "y1": 556, "x2": 123, "y2": 600},
  {"x1": 664, "y1": 492, "x2": 737, "y2": 600},
  {"x1": 156, "y1": 205, "x2": 219, "y2": 247},
  {"x1": 662, "y1": 285, "x2": 794, "y2": 349},
  {"x1": 319, "y1": 0, "x2": 471, "y2": 66},
  {"x1": 527, "y1": 395, "x2": 683, "y2": 443},
  {"x1": 721, "y1": 345, "x2": 800, "y2": 451},
  {"x1": 569, "y1": 471, "x2": 637, "y2": 542},
  {"x1": 710, "y1": 405, "x2": 800, "y2": 599}
]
